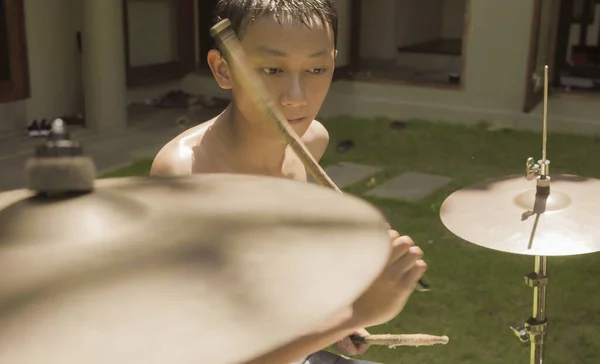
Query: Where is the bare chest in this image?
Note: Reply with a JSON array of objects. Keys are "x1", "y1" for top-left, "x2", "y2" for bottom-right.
[
  {"x1": 279, "y1": 154, "x2": 308, "y2": 183},
  {"x1": 191, "y1": 146, "x2": 308, "y2": 183}
]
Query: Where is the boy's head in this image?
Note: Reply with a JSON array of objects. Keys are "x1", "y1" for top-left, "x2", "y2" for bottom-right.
[{"x1": 208, "y1": 0, "x2": 338, "y2": 137}]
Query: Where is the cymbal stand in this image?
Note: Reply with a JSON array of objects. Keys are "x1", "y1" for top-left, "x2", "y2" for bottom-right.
[
  {"x1": 510, "y1": 255, "x2": 549, "y2": 364},
  {"x1": 509, "y1": 66, "x2": 552, "y2": 364},
  {"x1": 511, "y1": 159, "x2": 550, "y2": 364}
]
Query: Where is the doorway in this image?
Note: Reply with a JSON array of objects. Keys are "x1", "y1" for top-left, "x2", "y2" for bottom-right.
[
  {"x1": 523, "y1": 0, "x2": 600, "y2": 113},
  {"x1": 350, "y1": 0, "x2": 470, "y2": 88},
  {"x1": 553, "y1": 0, "x2": 600, "y2": 93},
  {"x1": 197, "y1": 0, "x2": 218, "y2": 70}
]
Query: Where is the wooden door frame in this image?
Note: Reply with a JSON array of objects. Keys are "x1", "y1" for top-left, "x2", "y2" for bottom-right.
[
  {"x1": 122, "y1": 0, "x2": 196, "y2": 87},
  {"x1": 523, "y1": 0, "x2": 560, "y2": 112},
  {"x1": 0, "y1": 0, "x2": 30, "y2": 103}
]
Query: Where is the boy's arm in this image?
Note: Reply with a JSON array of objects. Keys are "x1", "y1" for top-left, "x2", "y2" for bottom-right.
[
  {"x1": 244, "y1": 312, "x2": 359, "y2": 364},
  {"x1": 300, "y1": 121, "x2": 373, "y2": 356}
]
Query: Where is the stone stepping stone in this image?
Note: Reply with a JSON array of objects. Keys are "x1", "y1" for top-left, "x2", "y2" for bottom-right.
[
  {"x1": 365, "y1": 171, "x2": 452, "y2": 202},
  {"x1": 310, "y1": 162, "x2": 381, "y2": 188}
]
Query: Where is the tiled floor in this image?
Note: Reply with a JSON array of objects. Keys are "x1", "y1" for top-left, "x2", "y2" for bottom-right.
[{"x1": 0, "y1": 104, "x2": 219, "y2": 191}]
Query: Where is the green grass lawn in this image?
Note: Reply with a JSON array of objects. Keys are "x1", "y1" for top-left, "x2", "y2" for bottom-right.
[{"x1": 101, "y1": 117, "x2": 600, "y2": 364}]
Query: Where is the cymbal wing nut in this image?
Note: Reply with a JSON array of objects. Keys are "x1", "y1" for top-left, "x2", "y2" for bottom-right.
[
  {"x1": 510, "y1": 325, "x2": 529, "y2": 343},
  {"x1": 526, "y1": 157, "x2": 540, "y2": 181}
]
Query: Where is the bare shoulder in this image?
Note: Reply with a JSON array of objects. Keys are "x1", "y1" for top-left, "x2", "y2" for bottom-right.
[
  {"x1": 301, "y1": 119, "x2": 330, "y2": 161},
  {"x1": 150, "y1": 121, "x2": 215, "y2": 176},
  {"x1": 150, "y1": 140, "x2": 193, "y2": 176}
]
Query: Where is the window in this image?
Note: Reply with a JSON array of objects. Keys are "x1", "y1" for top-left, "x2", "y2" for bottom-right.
[
  {"x1": 346, "y1": 0, "x2": 470, "y2": 88},
  {"x1": 122, "y1": 0, "x2": 196, "y2": 87},
  {"x1": 0, "y1": 0, "x2": 30, "y2": 103},
  {"x1": 551, "y1": 0, "x2": 600, "y2": 95}
]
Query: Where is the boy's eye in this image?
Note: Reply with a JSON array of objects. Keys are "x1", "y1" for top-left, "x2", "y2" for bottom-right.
[
  {"x1": 260, "y1": 68, "x2": 327, "y2": 75},
  {"x1": 309, "y1": 68, "x2": 326, "y2": 74},
  {"x1": 261, "y1": 68, "x2": 281, "y2": 75}
]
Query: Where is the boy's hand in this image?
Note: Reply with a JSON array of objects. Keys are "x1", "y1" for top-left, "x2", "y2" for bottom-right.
[
  {"x1": 349, "y1": 231, "x2": 427, "y2": 329},
  {"x1": 333, "y1": 328, "x2": 371, "y2": 356}
]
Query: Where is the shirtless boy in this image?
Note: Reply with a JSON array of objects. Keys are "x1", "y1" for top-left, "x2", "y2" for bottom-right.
[{"x1": 150, "y1": 1, "x2": 427, "y2": 363}]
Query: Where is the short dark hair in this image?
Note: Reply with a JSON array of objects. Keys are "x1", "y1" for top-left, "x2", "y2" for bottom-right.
[{"x1": 213, "y1": 0, "x2": 338, "y2": 47}]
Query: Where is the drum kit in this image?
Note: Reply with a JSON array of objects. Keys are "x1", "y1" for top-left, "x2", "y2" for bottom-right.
[
  {"x1": 0, "y1": 19, "x2": 447, "y2": 364},
  {"x1": 440, "y1": 66, "x2": 600, "y2": 364},
  {"x1": 0, "y1": 17, "x2": 592, "y2": 364}
]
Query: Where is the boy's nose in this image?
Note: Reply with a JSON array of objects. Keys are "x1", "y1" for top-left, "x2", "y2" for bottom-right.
[{"x1": 280, "y1": 76, "x2": 307, "y2": 108}]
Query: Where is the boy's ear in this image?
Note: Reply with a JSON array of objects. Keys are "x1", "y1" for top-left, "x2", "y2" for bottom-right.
[{"x1": 208, "y1": 49, "x2": 233, "y2": 90}]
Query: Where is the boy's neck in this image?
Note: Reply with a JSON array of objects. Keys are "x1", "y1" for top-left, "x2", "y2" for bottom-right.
[{"x1": 219, "y1": 104, "x2": 288, "y2": 175}]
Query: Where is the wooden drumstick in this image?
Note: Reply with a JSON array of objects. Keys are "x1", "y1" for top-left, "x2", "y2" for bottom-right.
[
  {"x1": 350, "y1": 334, "x2": 449, "y2": 348},
  {"x1": 209, "y1": 19, "x2": 429, "y2": 292}
]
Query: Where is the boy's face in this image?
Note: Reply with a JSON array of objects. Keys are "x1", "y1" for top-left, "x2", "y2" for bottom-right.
[{"x1": 210, "y1": 14, "x2": 336, "y2": 138}]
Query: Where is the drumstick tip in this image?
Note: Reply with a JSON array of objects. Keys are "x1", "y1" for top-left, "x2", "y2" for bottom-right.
[{"x1": 210, "y1": 18, "x2": 232, "y2": 37}]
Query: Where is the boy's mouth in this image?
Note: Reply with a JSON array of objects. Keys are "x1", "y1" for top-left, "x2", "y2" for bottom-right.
[{"x1": 287, "y1": 117, "x2": 306, "y2": 124}]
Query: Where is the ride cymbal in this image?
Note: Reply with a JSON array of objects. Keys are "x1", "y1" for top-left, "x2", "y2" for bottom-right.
[
  {"x1": 440, "y1": 174, "x2": 600, "y2": 256},
  {"x1": 0, "y1": 174, "x2": 391, "y2": 364}
]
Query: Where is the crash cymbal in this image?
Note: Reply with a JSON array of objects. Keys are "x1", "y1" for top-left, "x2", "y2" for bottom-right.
[
  {"x1": 440, "y1": 173, "x2": 600, "y2": 256},
  {"x1": 0, "y1": 174, "x2": 391, "y2": 364}
]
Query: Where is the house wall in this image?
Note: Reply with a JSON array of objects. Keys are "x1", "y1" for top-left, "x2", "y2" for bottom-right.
[
  {"x1": 321, "y1": 0, "x2": 600, "y2": 135},
  {"x1": 0, "y1": 0, "x2": 186, "y2": 134},
  {"x1": 442, "y1": 0, "x2": 467, "y2": 39},
  {"x1": 0, "y1": 0, "x2": 82, "y2": 133},
  {"x1": 3, "y1": 0, "x2": 600, "y2": 136},
  {"x1": 181, "y1": 0, "x2": 600, "y2": 134},
  {"x1": 325, "y1": 0, "x2": 531, "y2": 116}
]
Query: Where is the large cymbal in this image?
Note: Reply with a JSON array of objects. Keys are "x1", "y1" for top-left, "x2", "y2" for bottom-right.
[
  {"x1": 440, "y1": 174, "x2": 600, "y2": 256},
  {"x1": 0, "y1": 174, "x2": 391, "y2": 364}
]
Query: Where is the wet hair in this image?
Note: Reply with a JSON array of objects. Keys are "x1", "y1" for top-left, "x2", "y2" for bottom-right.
[{"x1": 213, "y1": 0, "x2": 338, "y2": 47}]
